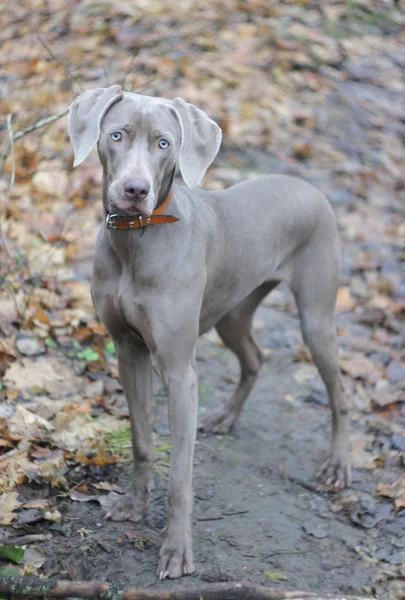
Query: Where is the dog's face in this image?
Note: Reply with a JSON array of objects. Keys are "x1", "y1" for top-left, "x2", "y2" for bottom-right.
[
  {"x1": 98, "y1": 97, "x2": 180, "y2": 217},
  {"x1": 67, "y1": 86, "x2": 222, "y2": 217}
]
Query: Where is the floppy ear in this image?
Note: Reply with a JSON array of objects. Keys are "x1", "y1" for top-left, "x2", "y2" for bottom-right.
[
  {"x1": 67, "y1": 85, "x2": 123, "y2": 167},
  {"x1": 170, "y1": 97, "x2": 222, "y2": 189}
]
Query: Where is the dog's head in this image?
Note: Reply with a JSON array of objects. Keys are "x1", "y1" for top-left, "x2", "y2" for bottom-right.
[{"x1": 67, "y1": 86, "x2": 222, "y2": 217}]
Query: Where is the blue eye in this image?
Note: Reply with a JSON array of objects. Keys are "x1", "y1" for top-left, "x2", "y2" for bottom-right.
[
  {"x1": 111, "y1": 132, "x2": 122, "y2": 142},
  {"x1": 159, "y1": 139, "x2": 170, "y2": 149}
]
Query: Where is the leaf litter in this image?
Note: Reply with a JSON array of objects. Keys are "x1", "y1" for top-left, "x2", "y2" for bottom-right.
[{"x1": 0, "y1": 0, "x2": 405, "y2": 596}]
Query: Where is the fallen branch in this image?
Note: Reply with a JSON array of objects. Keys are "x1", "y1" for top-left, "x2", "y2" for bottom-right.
[
  {"x1": 0, "y1": 109, "x2": 69, "y2": 173},
  {"x1": 6, "y1": 114, "x2": 15, "y2": 189},
  {"x1": 0, "y1": 575, "x2": 374, "y2": 600},
  {"x1": 37, "y1": 35, "x2": 83, "y2": 94},
  {"x1": 0, "y1": 534, "x2": 52, "y2": 547}
]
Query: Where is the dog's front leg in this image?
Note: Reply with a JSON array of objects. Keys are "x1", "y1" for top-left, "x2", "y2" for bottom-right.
[
  {"x1": 157, "y1": 351, "x2": 198, "y2": 580},
  {"x1": 106, "y1": 336, "x2": 155, "y2": 522}
]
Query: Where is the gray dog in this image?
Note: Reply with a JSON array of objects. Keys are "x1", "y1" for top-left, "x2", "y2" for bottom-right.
[{"x1": 68, "y1": 85, "x2": 350, "y2": 580}]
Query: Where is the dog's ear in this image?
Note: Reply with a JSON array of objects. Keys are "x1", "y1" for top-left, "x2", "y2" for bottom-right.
[
  {"x1": 170, "y1": 98, "x2": 222, "y2": 189},
  {"x1": 67, "y1": 85, "x2": 123, "y2": 167}
]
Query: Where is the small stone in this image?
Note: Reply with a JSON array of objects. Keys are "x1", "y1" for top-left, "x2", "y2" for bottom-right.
[
  {"x1": 16, "y1": 509, "x2": 44, "y2": 526},
  {"x1": 16, "y1": 336, "x2": 45, "y2": 357}
]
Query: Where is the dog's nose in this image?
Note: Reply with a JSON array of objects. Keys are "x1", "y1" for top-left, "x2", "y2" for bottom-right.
[{"x1": 123, "y1": 178, "x2": 150, "y2": 201}]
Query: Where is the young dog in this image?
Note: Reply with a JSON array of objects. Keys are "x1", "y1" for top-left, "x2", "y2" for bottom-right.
[{"x1": 68, "y1": 86, "x2": 350, "y2": 580}]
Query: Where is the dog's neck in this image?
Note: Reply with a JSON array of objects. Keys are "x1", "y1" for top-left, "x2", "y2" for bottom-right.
[{"x1": 154, "y1": 166, "x2": 176, "y2": 212}]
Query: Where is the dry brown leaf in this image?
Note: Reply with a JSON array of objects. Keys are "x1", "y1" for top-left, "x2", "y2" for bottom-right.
[
  {"x1": 8, "y1": 404, "x2": 55, "y2": 440},
  {"x1": 340, "y1": 354, "x2": 379, "y2": 382},
  {"x1": 63, "y1": 281, "x2": 94, "y2": 313},
  {"x1": 351, "y1": 433, "x2": 379, "y2": 470},
  {"x1": 0, "y1": 446, "x2": 67, "y2": 492},
  {"x1": 377, "y1": 479, "x2": 405, "y2": 503},
  {"x1": 0, "y1": 490, "x2": 21, "y2": 524},
  {"x1": 372, "y1": 389, "x2": 405, "y2": 408},
  {"x1": 51, "y1": 415, "x2": 105, "y2": 451},
  {"x1": 292, "y1": 344, "x2": 312, "y2": 363},
  {"x1": 4, "y1": 141, "x2": 39, "y2": 181},
  {"x1": 0, "y1": 337, "x2": 17, "y2": 376},
  {"x1": 394, "y1": 497, "x2": 405, "y2": 511},
  {"x1": 28, "y1": 302, "x2": 50, "y2": 327},
  {"x1": 0, "y1": 439, "x2": 14, "y2": 448},
  {"x1": 31, "y1": 167, "x2": 68, "y2": 199},
  {"x1": 335, "y1": 287, "x2": 356, "y2": 314},
  {"x1": 88, "y1": 321, "x2": 107, "y2": 336},
  {"x1": 43, "y1": 509, "x2": 62, "y2": 522},
  {"x1": 4, "y1": 358, "x2": 63, "y2": 391},
  {"x1": 63, "y1": 398, "x2": 92, "y2": 415},
  {"x1": 293, "y1": 142, "x2": 314, "y2": 160},
  {"x1": 377, "y1": 479, "x2": 405, "y2": 511},
  {"x1": 23, "y1": 499, "x2": 52, "y2": 510},
  {"x1": 76, "y1": 446, "x2": 116, "y2": 467}
]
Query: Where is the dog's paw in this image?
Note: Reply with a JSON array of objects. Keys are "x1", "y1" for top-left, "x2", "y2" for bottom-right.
[
  {"x1": 157, "y1": 533, "x2": 194, "y2": 579},
  {"x1": 317, "y1": 453, "x2": 351, "y2": 489},
  {"x1": 198, "y1": 406, "x2": 239, "y2": 434},
  {"x1": 105, "y1": 493, "x2": 145, "y2": 522}
]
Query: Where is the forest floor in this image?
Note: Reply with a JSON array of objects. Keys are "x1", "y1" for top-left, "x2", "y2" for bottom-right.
[{"x1": 1, "y1": 1, "x2": 405, "y2": 598}]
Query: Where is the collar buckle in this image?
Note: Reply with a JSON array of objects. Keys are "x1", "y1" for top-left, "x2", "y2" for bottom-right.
[{"x1": 106, "y1": 213, "x2": 118, "y2": 230}]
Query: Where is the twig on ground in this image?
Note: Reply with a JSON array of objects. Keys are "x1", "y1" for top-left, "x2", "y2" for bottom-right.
[
  {"x1": 0, "y1": 109, "x2": 69, "y2": 174},
  {"x1": 0, "y1": 576, "x2": 374, "y2": 600},
  {"x1": 0, "y1": 114, "x2": 16, "y2": 262},
  {"x1": 37, "y1": 35, "x2": 83, "y2": 94},
  {"x1": 0, "y1": 534, "x2": 52, "y2": 547},
  {"x1": 6, "y1": 114, "x2": 15, "y2": 189},
  {"x1": 260, "y1": 547, "x2": 316, "y2": 561},
  {"x1": 287, "y1": 475, "x2": 321, "y2": 493}
]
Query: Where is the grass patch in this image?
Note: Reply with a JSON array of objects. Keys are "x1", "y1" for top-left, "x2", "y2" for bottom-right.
[
  {"x1": 347, "y1": 2, "x2": 399, "y2": 28},
  {"x1": 102, "y1": 424, "x2": 171, "y2": 477},
  {"x1": 155, "y1": 439, "x2": 171, "y2": 479},
  {"x1": 103, "y1": 422, "x2": 132, "y2": 462}
]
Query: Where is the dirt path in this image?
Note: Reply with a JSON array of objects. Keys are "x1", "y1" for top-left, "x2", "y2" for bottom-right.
[{"x1": 35, "y1": 301, "x2": 392, "y2": 596}]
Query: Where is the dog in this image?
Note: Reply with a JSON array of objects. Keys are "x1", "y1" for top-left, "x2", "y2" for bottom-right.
[{"x1": 68, "y1": 86, "x2": 350, "y2": 579}]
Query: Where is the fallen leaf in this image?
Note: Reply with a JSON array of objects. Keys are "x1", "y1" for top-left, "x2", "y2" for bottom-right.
[
  {"x1": 4, "y1": 358, "x2": 63, "y2": 391},
  {"x1": 8, "y1": 404, "x2": 55, "y2": 440},
  {"x1": 22, "y1": 547, "x2": 46, "y2": 575},
  {"x1": 43, "y1": 509, "x2": 62, "y2": 523},
  {"x1": 75, "y1": 446, "x2": 116, "y2": 467},
  {"x1": 340, "y1": 354, "x2": 379, "y2": 382},
  {"x1": 377, "y1": 479, "x2": 405, "y2": 511},
  {"x1": 335, "y1": 287, "x2": 356, "y2": 313},
  {"x1": 293, "y1": 142, "x2": 313, "y2": 160},
  {"x1": 0, "y1": 338, "x2": 17, "y2": 376},
  {"x1": 31, "y1": 166, "x2": 68, "y2": 199},
  {"x1": 264, "y1": 571, "x2": 288, "y2": 580},
  {"x1": 77, "y1": 347, "x2": 100, "y2": 362},
  {"x1": 0, "y1": 491, "x2": 21, "y2": 525},
  {"x1": 69, "y1": 491, "x2": 99, "y2": 502},
  {"x1": 0, "y1": 547, "x2": 25, "y2": 565},
  {"x1": 23, "y1": 499, "x2": 52, "y2": 510},
  {"x1": 292, "y1": 344, "x2": 312, "y2": 362}
]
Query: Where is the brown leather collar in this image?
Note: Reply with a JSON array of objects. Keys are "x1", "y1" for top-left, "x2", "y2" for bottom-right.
[{"x1": 105, "y1": 188, "x2": 179, "y2": 230}]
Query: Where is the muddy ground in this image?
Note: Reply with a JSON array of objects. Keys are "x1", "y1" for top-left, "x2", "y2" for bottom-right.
[
  {"x1": 29, "y1": 297, "x2": 402, "y2": 596},
  {"x1": 57, "y1": 323, "x2": 370, "y2": 593}
]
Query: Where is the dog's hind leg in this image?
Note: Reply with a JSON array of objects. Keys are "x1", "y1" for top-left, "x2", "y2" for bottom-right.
[
  {"x1": 291, "y1": 234, "x2": 351, "y2": 488},
  {"x1": 199, "y1": 281, "x2": 278, "y2": 434}
]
